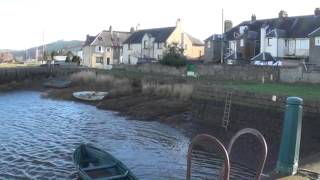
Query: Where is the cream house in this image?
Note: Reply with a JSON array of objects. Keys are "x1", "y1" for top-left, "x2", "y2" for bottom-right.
[
  {"x1": 82, "y1": 26, "x2": 131, "y2": 68},
  {"x1": 122, "y1": 19, "x2": 204, "y2": 64}
]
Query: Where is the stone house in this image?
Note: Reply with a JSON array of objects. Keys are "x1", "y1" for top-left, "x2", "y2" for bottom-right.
[
  {"x1": 309, "y1": 27, "x2": 320, "y2": 65},
  {"x1": 224, "y1": 9, "x2": 320, "y2": 64},
  {"x1": 122, "y1": 19, "x2": 204, "y2": 64},
  {"x1": 82, "y1": 26, "x2": 131, "y2": 68},
  {"x1": 204, "y1": 34, "x2": 223, "y2": 63}
]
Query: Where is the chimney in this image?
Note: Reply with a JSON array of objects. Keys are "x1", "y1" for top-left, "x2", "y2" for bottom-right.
[
  {"x1": 109, "y1": 25, "x2": 113, "y2": 33},
  {"x1": 279, "y1": 10, "x2": 288, "y2": 18},
  {"x1": 130, "y1": 27, "x2": 135, "y2": 33},
  {"x1": 251, "y1": 14, "x2": 256, "y2": 22},
  {"x1": 176, "y1": 18, "x2": 181, "y2": 28},
  {"x1": 136, "y1": 23, "x2": 140, "y2": 31},
  {"x1": 315, "y1": 8, "x2": 320, "y2": 16},
  {"x1": 224, "y1": 20, "x2": 233, "y2": 33}
]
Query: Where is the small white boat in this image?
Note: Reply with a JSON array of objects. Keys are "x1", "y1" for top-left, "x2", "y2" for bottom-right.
[{"x1": 72, "y1": 91, "x2": 108, "y2": 101}]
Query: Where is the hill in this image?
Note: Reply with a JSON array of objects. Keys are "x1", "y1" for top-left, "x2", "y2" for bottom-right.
[{"x1": 11, "y1": 40, "x2": 84, "y2": 60}]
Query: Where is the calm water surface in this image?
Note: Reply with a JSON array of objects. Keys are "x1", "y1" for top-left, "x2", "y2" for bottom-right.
[{"x1": 0, "y1": 91, "x2": 255, "y2": 180}]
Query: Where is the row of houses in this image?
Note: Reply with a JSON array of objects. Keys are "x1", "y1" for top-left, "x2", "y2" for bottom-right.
[
  {"x1": 205, "y1": 8, "x2": 320, "y2": 66},
  {"x1": 82, "y1": 19, "x2": 205, "y2": 68}
]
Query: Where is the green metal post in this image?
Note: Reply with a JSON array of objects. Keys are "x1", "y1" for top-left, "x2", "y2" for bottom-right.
[{"x1": 276, "y1": 97, "x2": 303, "y2": 175}]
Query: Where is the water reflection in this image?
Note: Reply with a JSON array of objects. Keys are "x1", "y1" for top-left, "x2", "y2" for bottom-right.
[{"x1": 0, "y1": 91, "x2": 254, "y2": 180}]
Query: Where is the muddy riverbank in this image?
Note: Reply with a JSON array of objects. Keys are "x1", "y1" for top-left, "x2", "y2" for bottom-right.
[{"x1": 2, "y1": 70, "x2": 319, "y2": 176}]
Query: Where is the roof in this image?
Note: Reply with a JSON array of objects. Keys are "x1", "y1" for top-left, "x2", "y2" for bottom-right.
[
  {"x1": 266, "y1": 29, "x2": 287, "y2": 38},
  {"x1": 225, "y1": 15, "x2": 320, "y2": 40},
  {"x1": 123, "y1": 27, "x2": 176, "y2": 44},
  {"x1": 84, "y1": 35, "x2": 97, "y2": 46},
  {"x1": 309, "y1": 27, "x2": 320, "y2": 36},
  {"x1": 236, "y1": 31, "x2": 259, "y2": 40},
  {"x1": 251, "y1": 52, "x2": 276, "y2": 61},
  {"x1": 205, "y1": 34, "x2": 223, "y2": 42},
  {"x1": 186, "y1": 34, "x2": 204, "y2": 46},
  {"x1": 90, "y1": 30, "x2": 131, "y2": 47}
]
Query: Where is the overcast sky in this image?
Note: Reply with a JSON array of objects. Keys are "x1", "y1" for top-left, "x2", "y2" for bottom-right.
[{"x1": 1, "y1": 0, "x2": 319, "y2": 50}]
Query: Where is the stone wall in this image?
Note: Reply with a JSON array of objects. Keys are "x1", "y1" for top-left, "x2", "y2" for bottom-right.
[
  {"x1": 191, "y1": 85, "x2": 320, "y2": 144},
  {"x1": 115, "y1": 64, "x2": 280, "y2": 82},
  {"x1": 0, "y1": 67, "x2": 84, "y2": 84}
]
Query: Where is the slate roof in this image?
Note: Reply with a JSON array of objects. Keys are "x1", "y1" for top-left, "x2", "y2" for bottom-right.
[
  {"x1": 186, "y1": 34, "x2": 204, "y2": 46},
  {"x1": 123, "y1": 27, "x2": 176, "y2": 44},
  {"x1": 309, "y1": 27, "x2": 320, "y2": 37},
  {"x1": 205, "y1": 34, "x2": 223, "y2": 42},
  {"x1": 236, "y1": 31, "x2": 259, "y2": 40},
  {"x1": 225, "y1": 15, "x2": 320, "y2": 40},
  {"x1": 266, "y1": 29, "x2": 287, "y2": 38},
  {"x1": 84, "y1": 35, "x2": 97, "y2": 46},
  {"x1": 90, "y1": 30, "x2": 131, "y2": 47}
]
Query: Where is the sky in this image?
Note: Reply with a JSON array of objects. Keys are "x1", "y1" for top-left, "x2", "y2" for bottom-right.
[{"x1": 0, "y1": 0, "x2": 319, "y2": 50}]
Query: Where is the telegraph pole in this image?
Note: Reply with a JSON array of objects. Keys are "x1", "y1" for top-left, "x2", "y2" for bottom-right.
[{"x1": 220, "y1": 9, "x2": 224, "y2": 64}]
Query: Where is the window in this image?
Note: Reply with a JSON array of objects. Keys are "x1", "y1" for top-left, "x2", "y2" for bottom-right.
[
  {"x1": 96, "y1": 57, "x2": 103, "y2": 64},
  {"x1": 144, "y1": 40, "x2": 148, "y2": 49},
  {"x1": 107, "y1": 57, "x2": 110, "y2": 65},
  {"x1": 296, "y1": 39, "x2": 309, "y2": 50},
  {"x1": 315, "y1": 37, "x2": 320, "y2": 46},
  {"x1": 96, "y1": 46, "x2": 104, "y2": 52},
  {"x1": 107, "y1": 48, "x2": 111, "y2": 52},
  {"x1": 128, "y1": 43, "x2": 131, "y2": 50},
  {"x1": 267, "y1": 38, "x2": 272, "y2": 46},
  {"x1": 157, "y1": 42, "x2": 162, "y2": 49},
  {"x1": 207, "y1": 41, "x2": 211, "y2": 48},
  {"x1": 240, "y1": 39, "x2": 244, "y2": 47},
  {"x1": 285, "y1": 40, "x2": 289, "y2": 47}
]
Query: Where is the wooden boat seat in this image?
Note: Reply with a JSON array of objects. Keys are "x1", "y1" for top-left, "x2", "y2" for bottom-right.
[
  {"x1": 82, "y1": 162, "x2": 117, "y2": 171},
  {"x1": 96, "y1": 170, "x2": 129, "y2": 180}
]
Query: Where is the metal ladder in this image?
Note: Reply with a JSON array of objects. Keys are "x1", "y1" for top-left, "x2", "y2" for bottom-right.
[{"x1": 222, "y1": 91, "x2": 232, "y2": 130}]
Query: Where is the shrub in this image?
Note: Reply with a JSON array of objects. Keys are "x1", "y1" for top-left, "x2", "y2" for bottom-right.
[{"x1": 159, "y1": 43, "x2": 187, "y2": 68}]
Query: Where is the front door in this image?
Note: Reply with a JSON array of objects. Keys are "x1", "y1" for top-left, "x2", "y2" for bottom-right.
[{"x1": 288, "y1": 40, "x2": 295, "y2": 56}]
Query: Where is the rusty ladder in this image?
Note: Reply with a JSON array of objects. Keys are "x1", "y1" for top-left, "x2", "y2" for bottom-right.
[{"x1": 222, "y1": 91, "x2": 232, "y2": 130}]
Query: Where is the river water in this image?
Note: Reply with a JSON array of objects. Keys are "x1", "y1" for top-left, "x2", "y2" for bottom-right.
[{"x1": 0, "y1": 91, "x2": 255, "y2": 180}]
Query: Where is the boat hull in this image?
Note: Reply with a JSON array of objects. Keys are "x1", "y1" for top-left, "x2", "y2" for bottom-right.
[{"x1": 73, "y1": 144, "x2": 138, "y2": 180}]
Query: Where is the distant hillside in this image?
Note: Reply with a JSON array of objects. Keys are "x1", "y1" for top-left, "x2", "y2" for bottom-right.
[{"x1": 12, "y1": 40, "x2": 84, "y2": 60}]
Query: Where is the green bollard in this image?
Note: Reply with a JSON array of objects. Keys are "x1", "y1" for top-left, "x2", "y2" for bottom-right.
[{"x1": 276, "y1": 97, "x2": 303, "y2": 175}]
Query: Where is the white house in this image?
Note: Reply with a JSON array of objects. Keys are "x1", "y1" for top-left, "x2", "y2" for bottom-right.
[
  {"x1": 122, "y1": 19, "x2": 204, "y2": 64},
  {"x1": 224, "y1": 9, "x2": 320, "y2": 64},
  {"x1": 82, "y1": 26, "x2": 132, "y2": 68}
]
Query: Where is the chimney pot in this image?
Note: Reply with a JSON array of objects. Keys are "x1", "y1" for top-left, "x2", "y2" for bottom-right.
[
  {"x1": 279, "y1": 10, "x2": 288, "y2": 18},
  {"x1": 130, "y1": 27, "x2": 135, "y2": 33},
  {"x1": 109, "y1": 25, "x2": 112, "y2": 32},
  {"x1": 315, "y1": 8, "x2": 320, "y2": 16},
  {"x1": 176, "y1": 18, "x2": 181, "y2": 27},
  {"x1": 251, "y1": 14, "x2": 256, "y2": 22}
]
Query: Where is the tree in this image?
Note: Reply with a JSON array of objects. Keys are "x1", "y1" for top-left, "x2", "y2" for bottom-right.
[
  {"x1": 50, "y1": 50, "x2": 57, "y2": 60},
  {"x1": 65, "y1": 51, "x2": 73, "y2": 62},
  {"x1": 72, "y1": 55, "x2": 81, "y2": 65},
  {"x1": 159, "y1": 43, "x2": 187, "y2": 67}
]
